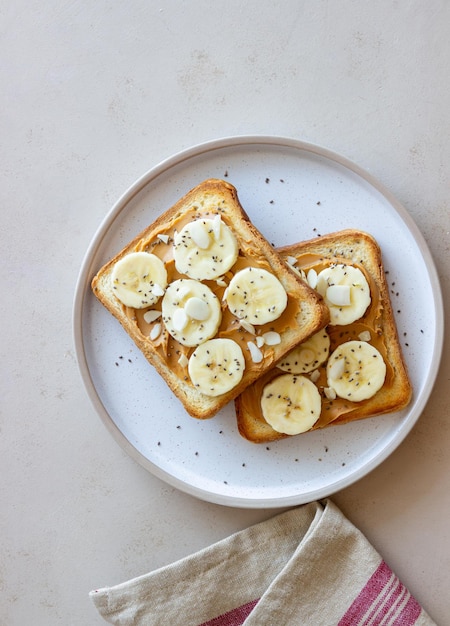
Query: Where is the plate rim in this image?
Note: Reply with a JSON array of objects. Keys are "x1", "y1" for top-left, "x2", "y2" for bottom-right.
[{"x1": 73, "y1": 134, "x2": 444, "y2": 508}]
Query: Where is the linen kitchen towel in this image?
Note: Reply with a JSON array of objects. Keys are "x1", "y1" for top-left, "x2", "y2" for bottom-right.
[{"x1": 90, "y1": 499, "x2": 435, "y2": 625}]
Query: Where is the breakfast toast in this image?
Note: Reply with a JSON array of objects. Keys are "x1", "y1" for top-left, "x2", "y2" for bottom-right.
[
  {"x1": 235, "y1": 229, "x2": 412, "y2": 442},
  {"x1": 91, "y1": 179, "x2": 329, "y2": 419}
]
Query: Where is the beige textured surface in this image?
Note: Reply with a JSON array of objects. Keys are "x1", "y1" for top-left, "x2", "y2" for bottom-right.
[{"x1": 1, "y1": 2, "x2": 449, "y2": 624}]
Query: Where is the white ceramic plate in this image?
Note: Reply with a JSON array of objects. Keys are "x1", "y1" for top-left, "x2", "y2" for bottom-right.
[{"x1": 73, "y1": 136, "x2": 443, "y2": 508}]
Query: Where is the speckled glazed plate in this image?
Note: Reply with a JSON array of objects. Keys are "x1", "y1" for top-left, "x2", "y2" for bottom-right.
[{"x1": 73, "y1": 136, "x2": 443, "y2": 508}]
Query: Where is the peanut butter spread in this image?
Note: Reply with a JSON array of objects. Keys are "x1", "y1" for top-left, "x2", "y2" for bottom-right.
[
  {"x1": 122, "y1": 205, "x2": 303, "y2": 383},
  {"x1": 238, "y1": 252, "x2": 395, "y2": 431}
]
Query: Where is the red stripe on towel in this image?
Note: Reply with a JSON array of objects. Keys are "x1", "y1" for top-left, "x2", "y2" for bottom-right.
[
  {"x1": 198, "y1": 599, "x2": 258, "y2": 626},
  {"x1": 338, "y1": 561, "x2": 422, "y2": 625}
]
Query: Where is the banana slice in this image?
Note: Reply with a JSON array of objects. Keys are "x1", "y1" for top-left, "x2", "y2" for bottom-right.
[
  {"x1": 225, "y1": 267, "x2": 288, "y2": 325},
  {"x1": 111, "y1": 252, "x2": 168, "y2": 309},
  {"x1": 188, "y1": 338, "x2": 245, "y2": 397},
  {"x1": 261, "y1": 374, "x2": 321, "y2": 435},
  {"x1": 173, "y1": 215, "x2": 239, "y2": 280},
  {"x1": 326, "y1": 340, "x2": 386, "y2": 402},
  {"x1": 315, "y1": 264, "x2": 371, "y2": 325},
  {"x1": 278, "y1": 330, "x2": 330, "y2": 374},
  {"x1": 161, "y1": 278, "x2": 222, "y2": 347}
]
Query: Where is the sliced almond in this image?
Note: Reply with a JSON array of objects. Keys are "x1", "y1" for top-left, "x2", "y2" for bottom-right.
[
  {"x1": 326, "y1": 284, "x2": 351, "y2": 306},
  {"x1": 185, "y1": 296, "x2": 210, "y2": 321},
  {"x1": 149, "y1": 323, "x2": 162, "y2": 340},
  {"x1": 172, "y1": 308, "x2": 189, "y2": 332},
  {"x1": 286, "y1": 261, "x2": 304, "y2": 279},
  {"x1": 307, "y1": 268, "x2": 318, "y2": 289},
  {"x1": 262, "y1": 331, "x2": 281, "y2": 346},
  {"x1": 240, "y1": 320, "x2": 256, "y2": 335},
  {"x1": 143, "y1": 310, "x2": 162, "y2": 324},
  {"x1": 247, "y1": 341, "x2": 263, "y2": 363},
  {"x1": 212, "y1": 213, "x2": 222, "y2": 240},
  {"x1": 190, "y1": 220, "x2": 210, "y2": 249}
]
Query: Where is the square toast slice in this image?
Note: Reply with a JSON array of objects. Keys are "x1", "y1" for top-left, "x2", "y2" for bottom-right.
[
  {"x1": 91, "y1": 179, "x2": 329, "y2": 419},
  {"x1": 235, "y1": 229, "x2": 412, "y2": 442}
]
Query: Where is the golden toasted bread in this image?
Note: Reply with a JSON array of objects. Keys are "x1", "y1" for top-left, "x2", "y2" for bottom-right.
[
  {"x1": 235, "y1": 229, "x2": 412, "y2": 442},
  {"x1": 91, "y1": 179, "x2": 329, "y2": 419}
]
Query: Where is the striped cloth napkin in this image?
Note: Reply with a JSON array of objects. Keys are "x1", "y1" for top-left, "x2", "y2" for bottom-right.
[{"x1": 90, "y1": 499, "x2": 435, "y2": 625}]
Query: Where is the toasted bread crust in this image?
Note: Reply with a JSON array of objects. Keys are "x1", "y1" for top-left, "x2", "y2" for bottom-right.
[
  {"x1": 235, "y1": 229, "x2": 413, "y2": 442},
  {"x1": 91, "y1": 179, "x2": 329, "y2": 419}
]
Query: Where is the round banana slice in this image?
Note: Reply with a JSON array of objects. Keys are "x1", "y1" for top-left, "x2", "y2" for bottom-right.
[
  {"x1": 278, "y1": 330, "x2": 330, "y2": 374},
  {"x1": 111, "y1": 251, "x2": 168, "y2": 309},
  {"x1": 173, "y1": 215, "x2": 239, "y2": 280},
  {"x1": 326, "y1": 340, "x2": 386, "y2": 402},
  {"x1": 261, "y1": 374, "x2": 321, "y2": 435},
  {"x1": 188, "y1": 338, "x2": 245, "y2": 397},
  {"x1": 315, "y1": 264, "x2": 371, "y2": 325},
  {"x1": 225, "y1": 267, "x2": 288, "y2": 325},
  {"x1": 162, "y1": 279, "x2": 222, "y2": 347}
]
